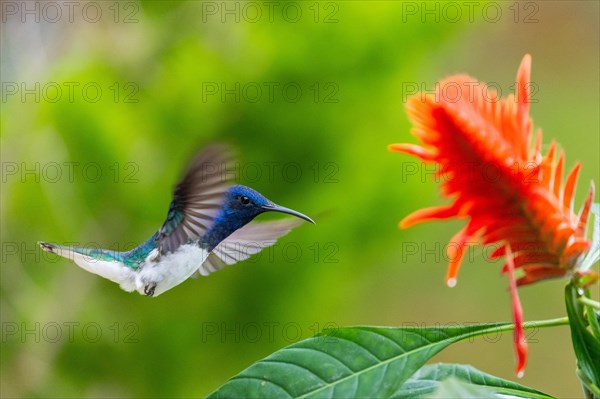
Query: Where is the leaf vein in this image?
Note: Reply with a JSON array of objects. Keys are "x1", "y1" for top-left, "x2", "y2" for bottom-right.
[
  {"x1": 283, "y1": 347, "x2": 354, "y2": 374},
  {"x1": 260, "y1": 359, "x2": 328, "y2": 384},
  {"x1": 328, "y1": 334, "x2": 382, "y2": 362}
]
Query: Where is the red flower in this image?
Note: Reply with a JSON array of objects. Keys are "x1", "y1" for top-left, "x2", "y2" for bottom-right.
[{"x1": 389, "y1": 54, "x2": 595, "y2": 376}]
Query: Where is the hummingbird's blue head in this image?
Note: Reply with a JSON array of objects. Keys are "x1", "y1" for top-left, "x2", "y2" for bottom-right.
[
  {"x1": 222, "y1": 185, "x2": 271, "y2": 220},
  {"x1": 222, "y1": 185, "x2": 314, "y2": 225},
  {"x1": 203, "y1": 184, "x2": 314, "y2": 250}
]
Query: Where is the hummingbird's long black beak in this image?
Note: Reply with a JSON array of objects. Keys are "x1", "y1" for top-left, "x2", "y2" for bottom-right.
[{"x1": 263, "y1": 203, "x2": 315, "y2": 224}]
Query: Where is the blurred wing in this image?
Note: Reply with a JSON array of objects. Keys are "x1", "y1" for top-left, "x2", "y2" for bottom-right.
[
  {"x1": 195, "y1": 218, "x2": 305, "y2": 276},
  {"x1": 157, "y1": 144, "x2": 235, "y2": 255}
]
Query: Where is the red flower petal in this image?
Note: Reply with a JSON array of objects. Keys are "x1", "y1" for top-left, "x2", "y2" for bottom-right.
[
  {"x1": 505, "y1": 244, "x2": 527, "y2": 377},
  {"x1": 390, "y1": 54, "x2": 593, "y2": 284},
  {"x1": 390, "y1": 55, "x2": 595, "y2": 376}
]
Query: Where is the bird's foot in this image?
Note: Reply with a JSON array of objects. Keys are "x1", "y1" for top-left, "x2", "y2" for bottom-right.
[{"x1": 144, "y1": 283, "x2": 157, "y2": 297}]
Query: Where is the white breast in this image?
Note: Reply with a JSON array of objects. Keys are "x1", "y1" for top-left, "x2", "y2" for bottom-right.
[{"x1": 136, "y1": 244, "x2": 209, "y2": 297}]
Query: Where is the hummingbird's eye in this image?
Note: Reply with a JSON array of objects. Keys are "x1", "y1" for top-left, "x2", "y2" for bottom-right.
[{"x1": 240, "y1": 195, "x2": 251, "y2": 206}]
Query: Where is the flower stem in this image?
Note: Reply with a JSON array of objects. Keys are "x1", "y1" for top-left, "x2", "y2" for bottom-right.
[
  {"x1": 521, "y1": 317, "x2": 569, "y2": 330},
  {"x1": 579, "y1": 296, "x2": 600, "y2": 310},
  {"x1": 471, "y1": 317, "x2": 569, "y2": 336}
]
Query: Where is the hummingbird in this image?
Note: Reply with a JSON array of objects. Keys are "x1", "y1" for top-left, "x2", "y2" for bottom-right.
[{"x1": 39, "y1": 145, "x2": 315, "y2": 297}]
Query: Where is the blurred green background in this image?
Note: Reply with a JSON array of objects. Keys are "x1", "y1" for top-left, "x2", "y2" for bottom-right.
[{"x1": 1, "y1": 1, "x2": 598, "y2": 397}]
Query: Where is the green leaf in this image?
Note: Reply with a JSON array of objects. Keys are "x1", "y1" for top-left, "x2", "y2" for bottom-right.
[
  {"x1": 207, "y1": 321, "x2": 561, "y2": 399},
  {"x1": 392, "y1": 363, "x2": 555, "y2": 399},
  {"x1": 586, "y1": 303, "x2": 600, "y2": 342},
  {"x1": 565, "y1": 282, "x2": 600, "y2": 397},
  {"x1": 428, "y1": 377, "x2": 511, "y2": 399}
]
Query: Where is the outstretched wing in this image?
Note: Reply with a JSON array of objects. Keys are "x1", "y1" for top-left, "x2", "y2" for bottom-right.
[
  {"x1": 195, "y1": 218, "x2": 305, "y2": 276},
  {"x1": 157, "y1": 145, "x2": 235, "y2": 255}
]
